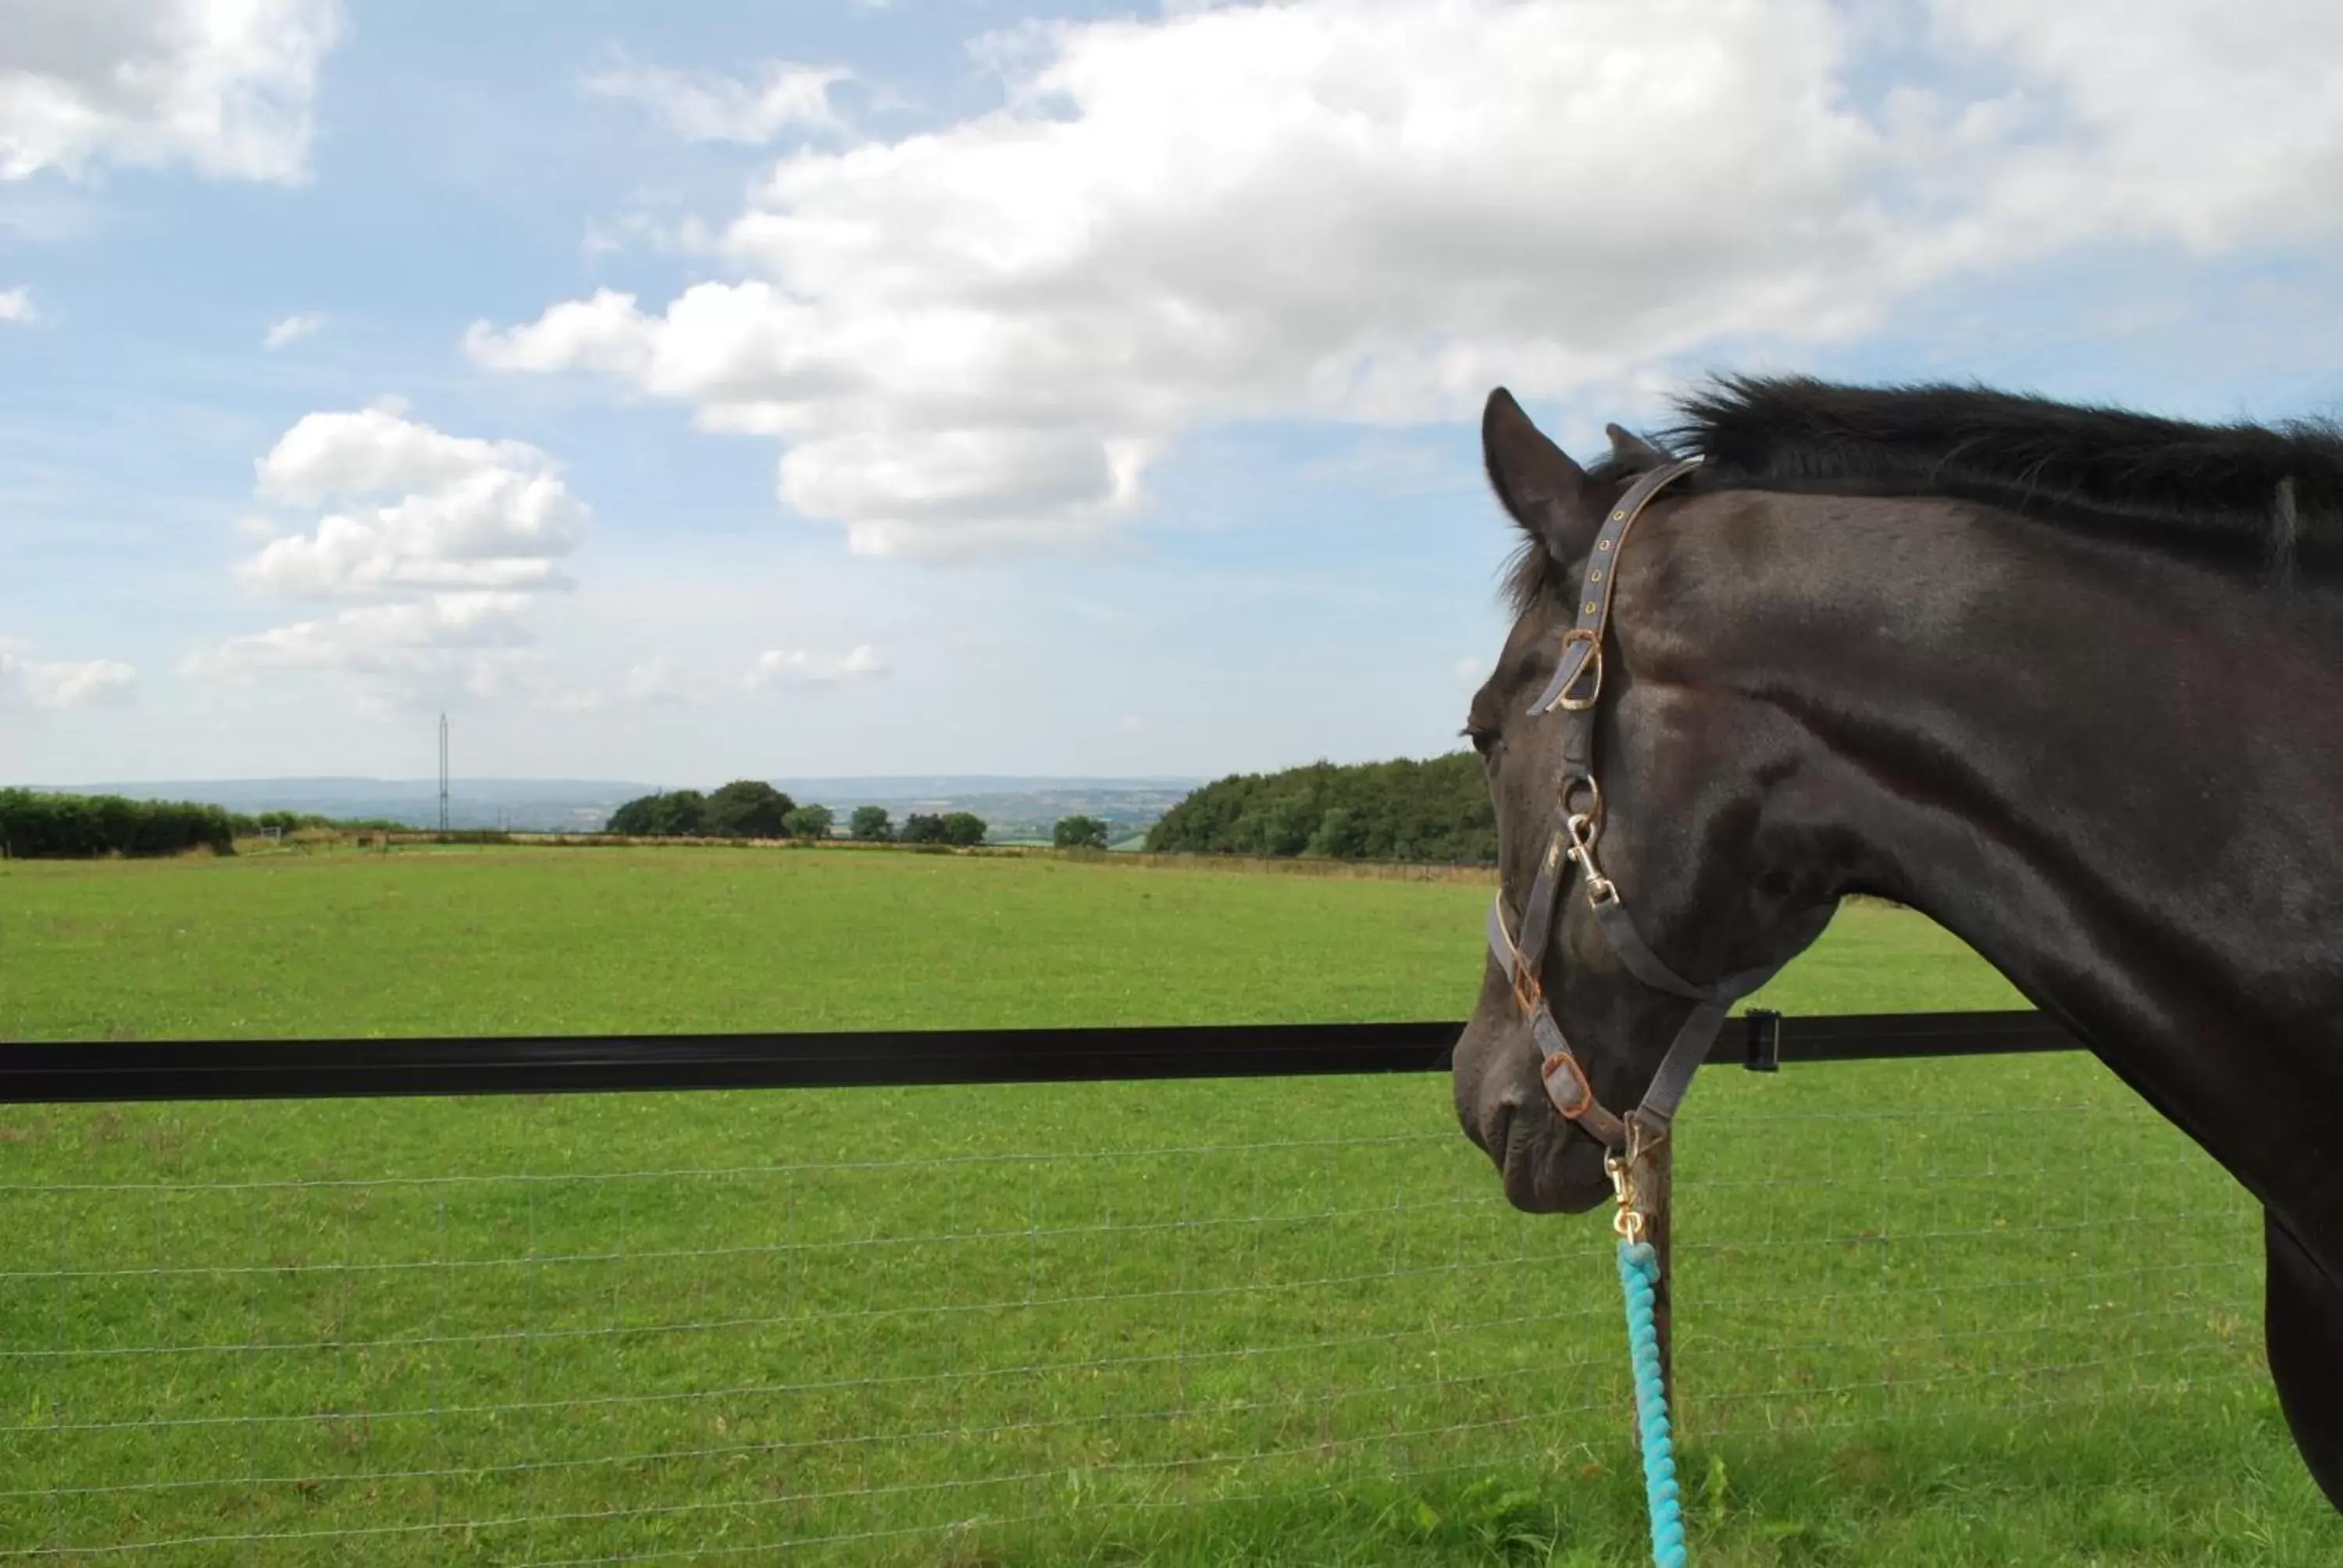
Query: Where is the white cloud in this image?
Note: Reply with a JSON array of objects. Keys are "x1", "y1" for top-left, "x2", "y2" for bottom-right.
[
  {"x1": 178, "y1": 597, "x2": 551, "y2": 718},
  {"x1": 0, "y1": 0, "x2": 341, "y2": 184},
  {"x1": 186, "y1": 593, "x2": 535, "y2": 674},
  {"x1": 188, "y1": 404, "x2": 590, "y2": 703},
  {"x1": 0, "y1": 642, "x2": 135, "y2": 708},
  {"x1": 744, "y1": 643, "x2": 884, "y2": 691},
  {"x1": 581, "y1": 209, "x2": 717, "y2": 260},
  {"x1": 263, "y1": 311, "x2": 320, "y2": 348},
  {"x1": 1917, "y1": 2, "x2": 2343, "y2": 261},
  {"x1": 468, "y1": 0, "x2": 2343, "y2": 565},
  {"x1": 619, "y1": 656, "x2": 702, "y2": 706},
  {"x1": 0, "y1": 286, "x2": 33, "y2": 323},
  {"x1": 241, "y1": 405, "x2": 587, "y2": 597},
  {"x1": 583, "y1": 56, "x2": 848, "y2": 144},
  {"x1": 1451, "y1": 656, "x2": 1486, "y2": 686}
]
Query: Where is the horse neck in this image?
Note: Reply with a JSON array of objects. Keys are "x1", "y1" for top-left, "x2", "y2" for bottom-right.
[{"x1": 1692, "y1": 494, "x2": 2343, "y2": 1249}]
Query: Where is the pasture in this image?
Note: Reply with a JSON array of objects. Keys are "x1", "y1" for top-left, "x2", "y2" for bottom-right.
[{"x1": 0, "y1": 846, "x2": 2337, "y2": 1564}]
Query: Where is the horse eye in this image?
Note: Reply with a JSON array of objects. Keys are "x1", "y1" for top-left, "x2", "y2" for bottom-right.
[{"x1": 1462, "y1": 724, "x2": 1499, "y2": 758}]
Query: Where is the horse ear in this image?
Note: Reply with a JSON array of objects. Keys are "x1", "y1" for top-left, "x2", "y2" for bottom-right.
[
  {"x1": 1604, "y1": 422, "x2": 1673, "y2": 469},
  {"x1": 1482, "y1": 388, "x2": 1595, "y2": 565}
]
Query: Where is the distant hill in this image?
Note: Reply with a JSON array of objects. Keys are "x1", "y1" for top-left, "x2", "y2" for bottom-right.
[
  {"x1": 50, "y1": 778, "x2": 655, "y2": 834},
  {"x1": 41, "y1": 776, "x2": 1200, "y2": 839},
  {"x1": 767, "y1": 777, "x2": 1198, "y2": 843}
]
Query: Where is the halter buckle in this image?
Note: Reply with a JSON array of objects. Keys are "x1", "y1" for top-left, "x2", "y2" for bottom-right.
[
  {"x1": 1541, "y1": 1050, "x2": 1596, "y2": 1120},
  {"x1": 1555, "y1": 629, "x2": 1603, "y2": 711}
]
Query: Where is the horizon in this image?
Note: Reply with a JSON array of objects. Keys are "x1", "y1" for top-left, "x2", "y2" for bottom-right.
[
  {"x1": 7, "y1": 2, "x2": 2342, "y2": 784},
  {"x1": 13, "y1": 768, "x2": 1217, "y2": 835},
  {"x1": 34, "y1": 772, "x2": 1211, "y2": 788}
]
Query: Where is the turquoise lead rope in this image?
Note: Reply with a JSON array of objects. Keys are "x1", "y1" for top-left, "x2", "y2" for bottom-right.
[
  {"x1": 1617, "y1": 1238, "x2": 1687, "y2": 1567},
  {"x1": 1607, "y1": 1140, "x2": 1687, "y2": 1568}
]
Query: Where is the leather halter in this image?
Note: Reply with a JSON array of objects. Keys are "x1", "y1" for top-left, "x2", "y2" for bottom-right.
[{"x1": 1485, "y1": 456, "x2": 1785, "y2": 1152}]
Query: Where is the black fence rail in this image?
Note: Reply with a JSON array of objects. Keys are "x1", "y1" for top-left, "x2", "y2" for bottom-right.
[
  {"x1": 8, "y1": 1003, "x2": 2259, "y2": 1568},
  {"x1": 0, "y1": 1008, "x2": 2080, "y2": 1103}
]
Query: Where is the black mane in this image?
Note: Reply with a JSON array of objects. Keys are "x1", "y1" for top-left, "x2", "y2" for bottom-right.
[{"x1": 1667, "y1": 374, "x2": 2343, "y2": 583}]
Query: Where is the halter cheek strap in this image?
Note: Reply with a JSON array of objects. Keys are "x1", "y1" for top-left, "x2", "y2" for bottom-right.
[
  {"x1": 1484, "y1": 457, "x2": 1785, "y2": 1149},
  {"x1": 1489, "y1": 893, "x2": 1781, "y2": 1146}
]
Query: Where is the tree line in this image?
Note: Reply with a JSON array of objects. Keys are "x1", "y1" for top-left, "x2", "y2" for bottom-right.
[
  {"x1": 1143, "y1": 752, "x2": 1495, "y2": 863},
  {"x1": 604, "y1": 781, "x2": 990, "y2": 846},
  {"x1": 0, "y1": 789, "x2": 237, "y2": 857},
  {"x1": 0, "y1": 761, "x2": 1482, "y2": 864},
  {"x1": 0, "y1": 789, "x2": 420, "y2": 858},
  {"x1": 605, "y1": 780, "x2": 831, "y2": 839}
]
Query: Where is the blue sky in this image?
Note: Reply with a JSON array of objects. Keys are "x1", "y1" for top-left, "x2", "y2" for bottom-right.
[{"x1": 4, "y1": 0, "x2": 2341, "y2": 785}]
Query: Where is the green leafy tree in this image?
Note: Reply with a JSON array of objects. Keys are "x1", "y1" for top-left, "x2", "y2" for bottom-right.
[
  {"x1": 1143, "y1": 753, "x2": 1494, "y2": 864},
  {"x1": 783, "y1": 804, "x2": 835, "y2": 839},
  {"x1": 899, "y1": 813, "x2": 947, "y2": 845},
  {"x1": 608, "y1": 789, "x2": 712, "y2": 837},
  {"x1": 650, "y1": 789, "x2": 709, "y2": 836},
  {"x1": 848, "y1": 804, "x2": 893, "y2": 841},
  {"x1": 1232, "y1": 794, "x2": 1316, "y2": 857},
  {"x1": 0, "y1": 789, "x2": 235, "y2": 858},
  {"x1": 605, "y1": 793, "x2": 662, "y2": 836},
  {"x1": 702, "y1": 780, "x2": 794, "y2": 839},
  {"x1": 1053, "y1": 814, "x2": 1111, "y2": 850},
  {"x1": 940, "y1": 811, "x2": 987, "y2": 846},
  {"x1": 1305, "y1": 806, "x2": 1367, "y2": 859}
]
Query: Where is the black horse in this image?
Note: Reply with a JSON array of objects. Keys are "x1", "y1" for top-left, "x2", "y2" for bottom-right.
[{"x1": 1449, "y1": 374, "x2": 2343, "y2": 1511}]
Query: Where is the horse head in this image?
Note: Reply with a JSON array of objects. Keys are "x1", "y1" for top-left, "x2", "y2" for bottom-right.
[{"x1": 1450, "y1": 387, "x2": 1842, "y2": 1213}]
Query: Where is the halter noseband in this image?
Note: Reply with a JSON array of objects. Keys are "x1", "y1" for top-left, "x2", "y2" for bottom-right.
[{"x1": 1485, "y1": 456, "x2": 1785, "y2": 1153}]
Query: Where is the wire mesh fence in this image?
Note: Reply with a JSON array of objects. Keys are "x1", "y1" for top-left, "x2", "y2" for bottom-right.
[
  {"x1": 0, "y1": 1049, "x2": 2264, "y2": 1565},
  {"x1": 1675, "y1": 1082, "x2": 2257, "y2": 1438}
]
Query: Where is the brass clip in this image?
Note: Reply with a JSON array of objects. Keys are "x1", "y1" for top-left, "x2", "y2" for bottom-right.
[
  {"x1": 1605, "y1": 1153, "x2": 1645, "y2": 1244},
  {"x1": 1566, "y1": 813, "x2": 1617, "y2": 906}
]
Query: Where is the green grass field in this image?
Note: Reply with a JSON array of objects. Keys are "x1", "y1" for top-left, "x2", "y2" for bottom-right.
[{"x1": 0, "y1": 846, "x2": 2335, "y2": 1565}]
